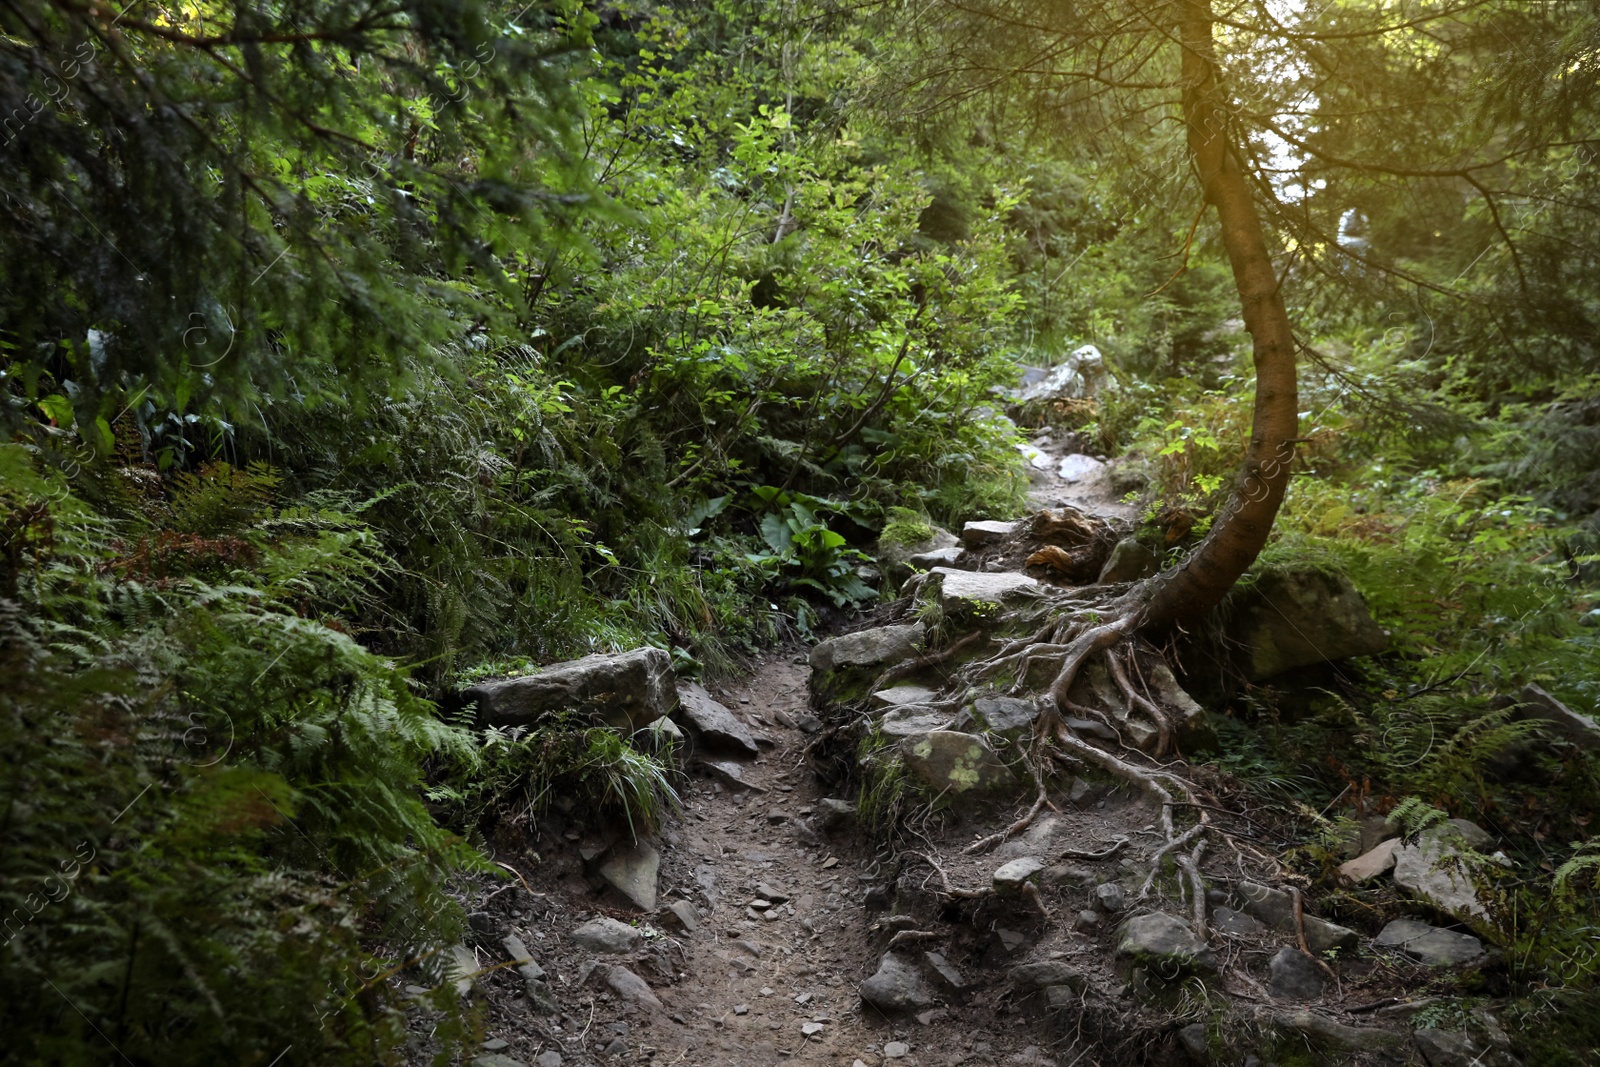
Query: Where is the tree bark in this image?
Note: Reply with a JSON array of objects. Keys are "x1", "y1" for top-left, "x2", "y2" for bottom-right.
[{"x1": 1136, "y1": 0, "x2": 1300, "y2": 628}]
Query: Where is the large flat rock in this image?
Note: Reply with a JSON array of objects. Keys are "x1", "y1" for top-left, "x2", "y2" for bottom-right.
[
  {"x1": 878, "y1": 706, "x2": 954, "y2": 737},
  {"x1": 961, "y1": 520, "x2": 1018, "y2": 547},
  {"x1": 672, "y1": 682, "x2": 758, "y2": 755},
  {"x1": 467, "y1": 648, "x2": 675, "y2": 731},
  {"x1": 1375, "y1": 918, "x2": 1486, "y2": 968},
  {"x1": 930, "y1": 567, "x2": 1039, "y2": 610},
  {"x1": 811, "y1": 622, "x2": 926, "y2": 674}
]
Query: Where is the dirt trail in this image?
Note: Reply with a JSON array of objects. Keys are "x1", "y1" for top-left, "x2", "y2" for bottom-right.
[{"x1": 453, "y1": 657, "x2": 1102, "y2": 1067}]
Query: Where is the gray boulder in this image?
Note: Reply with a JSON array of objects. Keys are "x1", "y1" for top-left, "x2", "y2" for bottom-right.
[
  {"x1": 992, "y1": 856, "x2": 1046, "y2": 894},
  {"x1": 898, "y1": 730, "x2": 1017, "y2": 794},
  {"x1": 672, "y1": 682, "x2": 758, "y2": 755},
  {"x1": 603, "y1": 964, "x2": 662, "y2": 1010},
  {"x1": 1115, "y1": 912, "x2": 1216, "y2": 976},
  {"x1": 502, "y1": 934, "x2": 559, "y2": 1015},
  {"x1": 467, "y1": 648, "x2": 675, "y2": 731},
  {"x1": 879, "y1": 705, "x2": 954, "y2": 737},
  {"x1": 1228, "y1": 567, "x2": 1388, "y2": 679},
  {"x1": 1015, "y1": 345, "x2": 1107, "y2": 403},
  {"x1": 878, "y1": 524, "x2": 961, "y2": 586},
  {"x1": 859, "y1": 952, "x2": 937, "y2": 1012},
  {"x1": 1097, "y1": 538, "x2": 1159, "y2": 584},
  {"x1": 1058, "y1": 454, "x2": 1106, "y2": 483},
  {"x1": 810, "y1": 622, "x2": 926, "y2": 702},
  {"x1": 871, "y1": 684, "x2": 941, "y2": 709},
  {"x1": 1392, "y1": 820, "x2": 1495, "y2": 929},
  {"x1": 1513, "y1": 684, "x2": 1600, "y2": 751},
  {"x1": 1375, "y1": 919, "x2": 1486, "y2": 968}
]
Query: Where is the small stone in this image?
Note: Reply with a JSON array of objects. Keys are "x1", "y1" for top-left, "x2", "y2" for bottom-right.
[
  {"x1": 1115, "y1": 912, "x2": 1217, "y2": 975},
  {"x1": 472, "y1": 1057, "x2": 527, "y2": 1067},
  {"x1": 859, "y1": 952, "x2": 936, "y2": 1012},
  {"x1": 597, "y1": 839, "x2": 661, "y2": 911},
  {"x1": 884, "y1": 1040, "x2": 910, "y2": 1058},
  {"x1": 996, "y1": 927, "x2": 1025, "y2": 951},
  {"x1": 482, "y1": 1038, "x2": 510, "y2": 1051},
  {"x1": 801, "y1": 1022, "x2": 825, "y2": 1037},
  {"x1": 1010, "y1": 960, "x2": 1088, "y2": 992},
  {"x1": 1337, "y1": 838, "x2": 1401, "y2": 886},
  {"x1": 817, "y1": 798, "x2": 856, "y2": 831},
  {"x1": 1177, "y1": 1022, "x2": 1208, "y2": 1060},
  {"x1": 993, "y1": 856, "x2": 1047, "y2": 894},
  {"x1": 821, "y1": 856, "x2": 839, "y2": 869},
  {"x1": 757, "y1": 882, "x2": 790, "y2": 903},
  {"x1": 734, "y1": 1004, "x2": 749, "y2": 1016},
  {"x1": 795, "y1": 992, "x2": 813, "y2": 1005},
  {"x1": 1072, "y1": 909, "x2": 1101, "y2": 933},
  {"x1": 760, "y1": 986, "x2": 774, "y2": 996},
  {"x1": 1093, "y1": 883, "x2": 1126, "y2": 912},
  {"x1": 1267, "y1": 946, "x2": 1326, "y2": 1000},
  {"x1": 571, "y1": 917, "x2": 644, "y2": 955},
  {"x1": 664, "y1": 899, "x2": 700, "y2": 932},
  {"x1": 604, "y1": 965, "x2": 663, "y2": 1011},
  {"x1": 767, "y1": 809, "x2": 788, "y2": 824},
  {"x1": 962, "y1": 520, "x2": 1018, "y2": 547},
  {"x1": 1043, "y1": 984, "x2": 1077, "y2": 1010},
  {"x1": 1211, "y1": 907, "x2": 1266, "y2": 938},
  {"x1": 535, "y1": 1053, "x2": 562, "y2": 1067},
  {"x1": 923, "y1": 951, "x2": 971, "y2": 992},
  {"x1": 673, "y1": 682, "x2": 760, "y2": 755}
]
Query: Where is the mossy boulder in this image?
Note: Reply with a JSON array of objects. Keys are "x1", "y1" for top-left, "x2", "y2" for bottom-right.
[
  {"x1": 898, "y1": 730, "x2": 1018, "y2": 794},
  {"x1": 809, "y1": 622, "x2": 926, "y2": 704}
]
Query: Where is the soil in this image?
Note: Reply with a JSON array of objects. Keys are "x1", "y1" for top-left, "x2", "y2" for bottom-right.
[{"x1": 430, "y1": 658, "x2": 1194, "y2": 1067}]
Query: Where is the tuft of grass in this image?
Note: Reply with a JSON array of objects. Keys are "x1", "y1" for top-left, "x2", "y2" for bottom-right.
[{"x1": 452, "y1": 718, "x2": 683, "y2": 844}]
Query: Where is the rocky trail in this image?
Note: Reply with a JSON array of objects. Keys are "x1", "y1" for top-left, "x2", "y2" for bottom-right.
[{"x1": 417, "y1": 426, "x2": 1540, "y2": 1067}]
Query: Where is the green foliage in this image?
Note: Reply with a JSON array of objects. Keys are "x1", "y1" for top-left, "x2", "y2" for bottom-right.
[
  {"x1": 0, "y1": 444, "x2": 481, "y2": 1066},
  {"x1": 879, "y1": 507, "x2": 938, "y2": 549}
]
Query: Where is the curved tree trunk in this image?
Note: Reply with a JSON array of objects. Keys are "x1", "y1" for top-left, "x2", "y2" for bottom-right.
[{"x1": 1135, "y1": 0, "x2": 1300, "y2": 629}]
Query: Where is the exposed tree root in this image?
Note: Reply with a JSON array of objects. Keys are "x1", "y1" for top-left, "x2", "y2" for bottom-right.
[
  {"x1": 966, "y1": 750, "x2": 1057, "y2": 854},
  {"x1": 871, "y1": 628, "x2": 986, "y2": 692}
]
